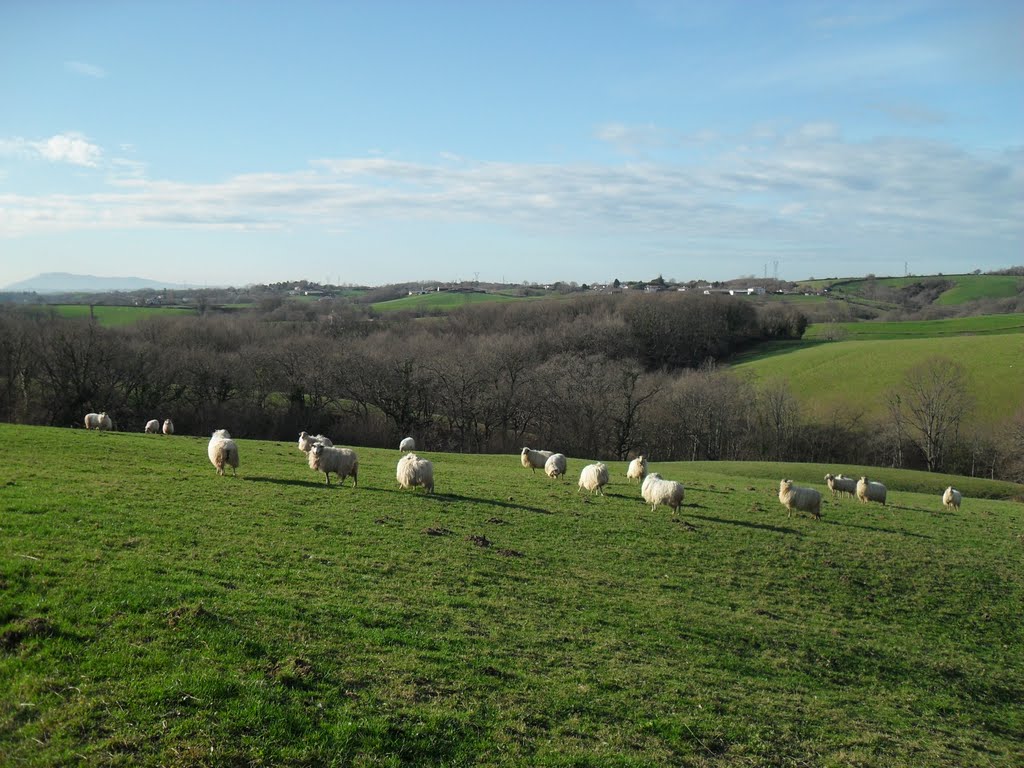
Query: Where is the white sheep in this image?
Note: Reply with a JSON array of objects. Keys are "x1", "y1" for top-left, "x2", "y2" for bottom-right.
[
  {"x1": 144, "y1": 419, "x2": 160, "y2": 434},
  {"x1": 521, "y1": 447, "x2": 553, "y2": 473},
  {"x1": 297, "y1": 431, "x2": 333, "y2": 453},
  {"x1": 942, "y1": 486, "x2": 962, "y2": 511},
  {"x1": 308, "y1": 443, "x2": 358, "y2": 486},
  {"x1": 84, "y1": 412, "x2": 112, "y2": 431},
  {"x1": 778, "y1": 479, "x2": 822, "y2": 520},
  {"x1": 626, "y1": 455, "x2": 648, "y2": 483},
  {"x1": 856, "y1": 476, "x2": 887, "y2": 505},
  {"x1": 641, "y1": 472, "x2": 685, "y2": 515},
  {"x1": 825, "y1": 473, "x2": 857, "y2": 499},
  {"x1": 162, "y1": 418, "x2": 174, "y2": 435},
  {"x1": 399, "y1": 436, "x2": 416, "y2": 452},
  {"x1": 578, "y1": 462, "x2": 610, "y2": 495},
  {"x1": 208, "y1": 429, "x2": 239, "y2": 476},
  {"x1": 397, "y1": 453, "x2": 434, "y2": 494},
  {"x1": 544, "y1": 453, "x2": 567, "y2": 479}
]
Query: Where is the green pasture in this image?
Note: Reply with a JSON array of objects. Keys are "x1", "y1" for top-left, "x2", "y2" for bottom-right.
[
  {"x1": 1, "y1": 423, "x2": 1022, "y2": 766},
  {"x1": 804, "y1": 313, "x2": 1024, "y2": 341},
  {"x1": 372, "y1": 291, "x2": 531, "y2": 313},
  {"x1": 733, "y1": 333, "x2": 1024, "y2": 425},
  {"x1": 38, "y1": 304, "x2": 196, "y2": 326},
  {"x1": 819, "y1": 274, "x2": 1023, "y2": 307}
]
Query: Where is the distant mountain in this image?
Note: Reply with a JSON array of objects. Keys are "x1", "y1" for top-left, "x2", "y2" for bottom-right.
[{"x1": 3, "y1": 272, "x2": 193, "y2": 294}]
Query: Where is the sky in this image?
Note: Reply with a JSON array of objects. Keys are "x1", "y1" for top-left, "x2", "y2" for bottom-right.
[{"x1": 1, "y1": 0, "x2": 1021, "y2": 288}]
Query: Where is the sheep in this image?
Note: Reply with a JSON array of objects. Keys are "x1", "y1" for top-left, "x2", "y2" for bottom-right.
[
  {"x1": 399, "y1": 436, "x2": 416, "y2": 452},
  {"x1": 942, "y1": 486, "x2": 963, "y2": 511},
  {"x1": 578, "y1": 462, "x2": 610, "y2": 496},
  {"x1": 544, "y1": 453, "x2": 567, "y2": 480},
  {"x1": 308, "y1": 442, "x2": 358, "y2": 486},
  {"x1": 162, "y1": 418, "x2": 174, "y2": 435},
  {"x1": 397, "y1": 453, "x2": 434, "y2": 494},
  {"x1": 641, "y1": 472, "x2": 685, "y2": 515},
  {"x1": 778, "y1": 479, "x2": 822, "y2": 520},
  {"x1": 84, "y1": 412, "x2": 112, "y2": 431},
  {"x1": 144, "y1": 419, "x2": 160, "y2": 434},
  {"x1": 521, "y1": 447, "x2": 553, "y2": 473},
  {"x1": 856, "y1": 476, "x2": 887, "y2": 506},
  {"x1": 208, "y1": 429, "x2": 239, "y2": 476},
  {"x1": 626, "y1": 455, "x2": 648, "y2": 483},
  {"x1": 297, "y1": 431, "x2": 333, "y2": 453},
  {"x1": 825, "y1": 473, "x2": 857, "y2": 499}
]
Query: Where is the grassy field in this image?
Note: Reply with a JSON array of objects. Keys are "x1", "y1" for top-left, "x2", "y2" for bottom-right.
[
  {"x1": 806, "y1": 274, "x2": 1024, "y2": 307},
  {"x1": 804, "y1": 313, "x2": 1024, "y2": 341},
  {"x1": 1, "y1": 424, "x2": 1022, "y2": 766},
  {"x1": 39, "y1": 305, "x2": 196, "y2": 326},
  {"x1": 733, "y1": 333, "x2": 1024, "y2": 425},
  {"x1": 372, "y1": 292, "x2": 532, "y2": 313}
]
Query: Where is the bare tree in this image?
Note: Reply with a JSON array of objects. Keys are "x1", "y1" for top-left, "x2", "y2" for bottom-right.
[{"x1": 892, "y1": 357, "x2": 973, "y2": 472}]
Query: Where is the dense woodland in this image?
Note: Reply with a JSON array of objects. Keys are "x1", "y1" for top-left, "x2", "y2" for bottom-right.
[{"x1": 1, "y1": 292, "x2": 1021, "y2": 481}]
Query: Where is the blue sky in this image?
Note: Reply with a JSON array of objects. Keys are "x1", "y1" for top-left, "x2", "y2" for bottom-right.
[{"x1": 1, "y1": 0, "x2": 1021, "y2": 288}]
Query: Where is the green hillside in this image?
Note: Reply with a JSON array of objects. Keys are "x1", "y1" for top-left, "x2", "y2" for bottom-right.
[
  {"x1": 372, "y1": 291, "x2": 531, "y2": 313},
  {"x1": 804, "y1": 313, "x2": 1024, "y2": 340},
  {"x1": 38, "y1": 304, "x2": 197, "y2": 326},
  {"x1": 733, "y1": 333, "x2": 1024, "y2": 425},
  {"x1": 2, "y1": 424, "x2": 1022, "y2": 766},
  {"x1": 806, "y1": 273, "x2": 1024, "y2": 307}
]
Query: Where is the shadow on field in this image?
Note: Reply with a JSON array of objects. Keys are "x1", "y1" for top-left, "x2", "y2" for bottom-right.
[
  {"x1": 243, "y1": 476, "x2": 327, "y2": 488},
  {"x1": 365, "y1": 487, "x2": 554, "y2": 515},
  {"x1": 821, "y1": 519, "x2": 932, "y2": 539},
  {"x1": 688, "y1": 513, "x2": 803, "y2": 536}
]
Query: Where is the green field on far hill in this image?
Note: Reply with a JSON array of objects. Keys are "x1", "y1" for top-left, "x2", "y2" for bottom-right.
[
  {"x1": 804, "y1": 313, "x2": 1024, "y2": 341},
  {"x1": 1, "y1": 424, "x2": 1022, "y2": 766},
  {"x1": 38, "y1": 304, "x2": 197, "y2": 326},
  {"x1": 372, "y1": 291, "x2": 531, "y2": 313},
  {"x1": 802, "y1": 274, "x2": 1024, "y2": 307},
  {"x1": 733, "y1": 333, "x2": 1024, "y2": 425}
]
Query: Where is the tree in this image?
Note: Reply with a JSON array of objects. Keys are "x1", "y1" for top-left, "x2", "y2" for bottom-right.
[{"x1": 891, "y1": 357, "x2": 973, "y2": 472}]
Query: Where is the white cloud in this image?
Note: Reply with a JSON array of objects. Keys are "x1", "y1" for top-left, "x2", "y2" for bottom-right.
[
  {"x1": 65, "y1": 61, "x2": 106, "y2": 78},
  {"x1": 33, "y1": 133, "x2": 102, "y2": 167}
]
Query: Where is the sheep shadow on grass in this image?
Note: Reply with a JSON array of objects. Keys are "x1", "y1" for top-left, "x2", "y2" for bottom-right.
[
  {"x1": 687, "y1": 513, "x2": 803, "y2": 537},
  {"x1": 820, "y1": 519, "x2": 932, "y2": 539},
  {"x1": 243, "y1": 476, "x2": 336, "y2": 489},
  {"x1": 364, "y1": 488, "x2": 554, "y2": 515}
]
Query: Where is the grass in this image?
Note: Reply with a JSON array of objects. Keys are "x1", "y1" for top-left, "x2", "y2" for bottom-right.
[
  {"x1": 733, "y1": 333, "x2": 1024, "y2": 425},
  {"x1": 37, "y1": 305, "x2": 196, "y2": 327},
  {"x1": 1, "y1": 423, "x2": 1022, "y2": 766},
  {"x1": 371, "y1": 291, "x2": 533, "y2": 313},
  {"x1": 815, "y1": 274, "x2": 1023, "y2": 307},
  {"x1": 804, "y1": 313, "x2": 1024, "y2": 341}
]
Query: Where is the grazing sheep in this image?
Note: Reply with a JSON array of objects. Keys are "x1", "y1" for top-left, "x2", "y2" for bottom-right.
[
  {"x1": 825, "y1": 473, "x2": 857, "y2": 499},
  {"x1": 162, "y1": 418, "x2": 174, "y2": 435},
  {"x1": 297, "y1": 431, "x2": 333, "y2": 453},
  {"x1": 778, "y1": 479, "x2": 822, "y2": 520},
  {"x1": 397, "y1": 453, "x2": 434, "y2": 494},
  {"x1": 144, "y1": 419, "x2": 160, "y2": 434},
  {"x1": 856, "y1": 476, "x2": 887, "y2": 505},
  {"x1": 578, "y1": 462, "x2": 610, "y2": 496},
  {"x1": 308, "y1": 443, "x2": 358, "y2": 486},
  {"x1": 84, "y1": 412, "x2": 112, "y2": 431},
  {"x1": 626, "y1": 455, "x2": 648, "y2": 483},
  {"x1": 641, "y1": 472, "x2": 685, "y2": 515},
  {"x1": 521, "y1": 447, "x2": 553, "y2": 473},
  {"x1": 942, "y1": 486, "x2": 963, "y2": 511},
  {"x1": 208, "y1": 429, "x2": 239, "y2": 476},
  {"x1": 544, "y1": 453, "x2": 567, "y2": 480},
  {"x1": 399, "y1": 436, "x2": 416, "y2": 452}
]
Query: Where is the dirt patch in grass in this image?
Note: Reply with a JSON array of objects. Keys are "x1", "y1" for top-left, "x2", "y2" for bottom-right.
[
  {"x1": 467, "y1": 534, "x2": 491, "y2": 548},
  {"x1": 0, "y1": 617, "x2": 57, "y2": 651},
  {"x1": 423, "y1": 527, "x2": 453, "y2": 536}
]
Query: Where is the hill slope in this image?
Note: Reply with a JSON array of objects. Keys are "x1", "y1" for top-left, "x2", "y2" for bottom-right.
[
  {"x1": 4, "y1": 272, "x2": 193, "y2": 293},
  {"x1": 1, "y1": 424, "x2": 1021, "y2": 766}
]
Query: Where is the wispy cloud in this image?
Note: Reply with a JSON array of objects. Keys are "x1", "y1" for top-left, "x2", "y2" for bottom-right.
[
  {"x1": 65, "y1": 60, "x2": 106, "y2": 78},
  {"x1": 0, "y1": 129, "x2": 1020, "y2": 259},
  {"x1": 1, "y1": 132, "x2": 103, "y2": 167}
]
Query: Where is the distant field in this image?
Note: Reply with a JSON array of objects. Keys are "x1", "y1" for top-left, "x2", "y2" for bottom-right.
[
  {"x1": 372, "y1": 291, "x2": 532, "y2": 312},
  {"x1": 805, "y1": 313, "x2": 1024, "y2": 340},
  {"x1": 733, "y1": 333, "x2": 1024, "y2": 425},
  {"x1": 1, "y1": 423, "x2": 1021, "y2": 766},
  {"x1": 39, "y1": 304, "x2": 196, "y2": 326},
  {"x1": 814, "y1": 273, "x2": 1023, "y2": 307}
]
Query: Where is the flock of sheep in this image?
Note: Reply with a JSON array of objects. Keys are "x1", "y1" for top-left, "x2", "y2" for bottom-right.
[{"x1": 87, "y1": 413, "x2": 967, "y2": 516}]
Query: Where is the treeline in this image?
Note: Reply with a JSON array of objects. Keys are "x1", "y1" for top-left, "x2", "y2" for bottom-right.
[{"x1": 0, "y1": 294, "x2": 1020, "y2": 481}]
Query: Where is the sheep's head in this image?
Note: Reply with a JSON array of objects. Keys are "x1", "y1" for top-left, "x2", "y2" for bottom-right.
[
  {"x1": 780, "y1": 479, "x2": 793, "y2": 492},
  {"x1": 824, "y1": 473, "x2": 834, "y2": 481},
  {"x1": 311, "y1": 442, "x2": 326, "y2": 458},
  {"x1": 521, "y1": 447, "x2": 530, "y2": 456}
]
